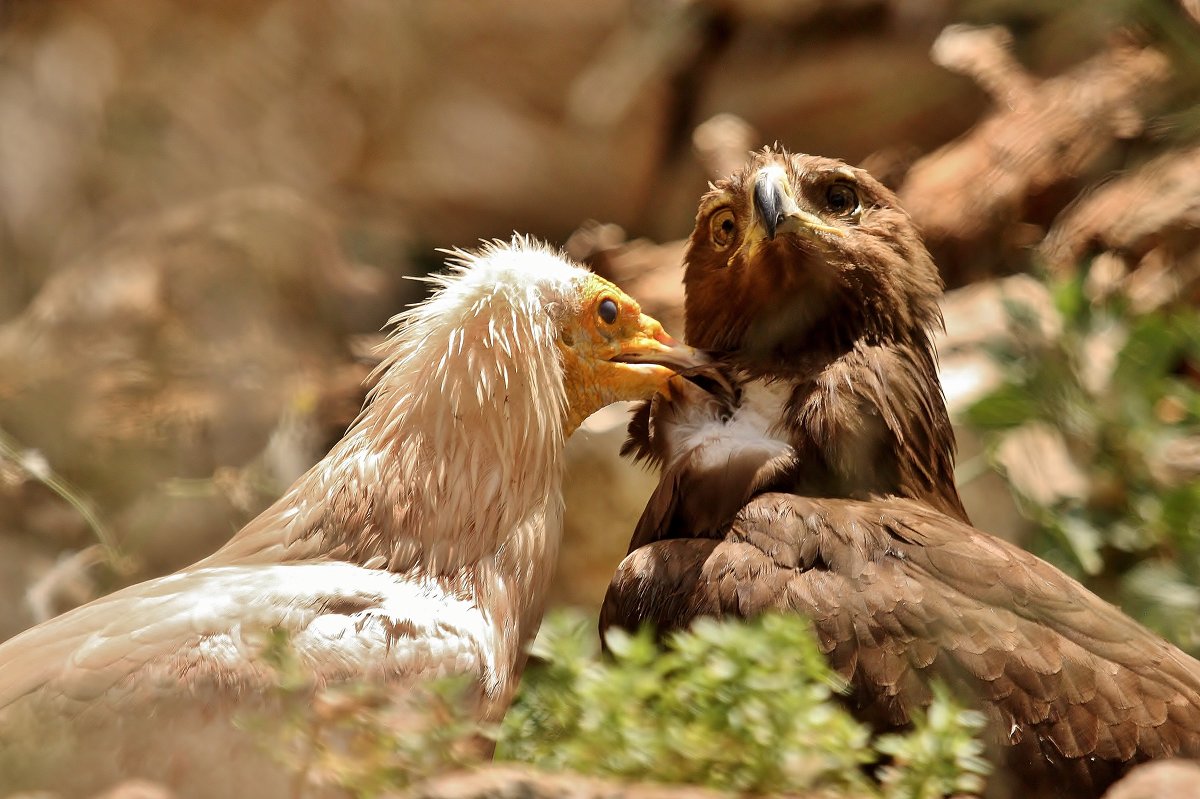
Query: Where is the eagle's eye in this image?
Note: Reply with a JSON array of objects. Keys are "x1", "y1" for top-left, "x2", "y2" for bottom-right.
[
  {"x1": 710, "y1": 208, "x2": 737, "y2": 249},
  {"x1": 598, "y1": 297, "x2": 619, "y2": 324},
  {"x1": 825, "y1": 182, "x2": 860, "y2": 218}
]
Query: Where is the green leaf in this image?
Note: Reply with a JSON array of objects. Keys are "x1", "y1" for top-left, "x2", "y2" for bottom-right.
[
  {"x1": 965, "y1": 383, "x2": 1041, "y2": 430},
  {"x1": 1114, "y1": 314, "x2": 1180, "y2": 399},
  {"x1": 500, "y1": 611, "x2": 988, "y2": 796}
]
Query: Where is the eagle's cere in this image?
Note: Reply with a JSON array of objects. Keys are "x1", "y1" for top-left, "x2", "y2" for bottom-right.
[
  {"x1": 0, "y1": 236, "x2": 703, "y2": 797},
  {"x1": 604, "y1": 149, "x2": 1200, "y2": 798}
]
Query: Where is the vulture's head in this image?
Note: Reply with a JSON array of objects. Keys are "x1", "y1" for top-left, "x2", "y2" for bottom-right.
[
  {"x1": 382, "y1": 237, "x2": 704, "y2": 440},
  {"x1": 682, "y1": 148, "x2": 944, "y2": 359},
  {"x1": 549, "y1": 259, "x2": 706, "y2": 430}
]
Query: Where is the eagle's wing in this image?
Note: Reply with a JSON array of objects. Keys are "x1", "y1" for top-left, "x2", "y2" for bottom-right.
[{"x1": 601, "y1": 494, "x2": 1200, "y2": 790}]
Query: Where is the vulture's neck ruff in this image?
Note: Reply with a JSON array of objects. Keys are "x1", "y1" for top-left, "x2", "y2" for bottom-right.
[
  {"x1": 296, "y1": 244, "x2": 573, "y2": 575},
  {"x1": 211, "y1": 238, "x2": 700, "y2": 637},
  {"x1": 346, "y1": 244, "x2": 577, "y2": 574}
]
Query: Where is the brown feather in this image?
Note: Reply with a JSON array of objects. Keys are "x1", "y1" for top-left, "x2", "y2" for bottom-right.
[
  {"x1": 608, "y1": 148, "x2": 1200, "y2": 798},
  {"x1": 602, "y1": 496, "x2": 1200, "y2": 797}
]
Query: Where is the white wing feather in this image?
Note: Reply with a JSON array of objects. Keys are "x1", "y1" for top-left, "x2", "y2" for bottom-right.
[{"x1": 0, "y1": 561, "x2": 493, "y2": 712}]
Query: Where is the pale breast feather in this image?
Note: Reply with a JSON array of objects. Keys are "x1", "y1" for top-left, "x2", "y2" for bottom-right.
[
  {"x1": 663, "y1": 378, "x2": 795, "y2": 469},
  {"x1": 629, "y1": 378, "x2": 800, "y2": 548}
]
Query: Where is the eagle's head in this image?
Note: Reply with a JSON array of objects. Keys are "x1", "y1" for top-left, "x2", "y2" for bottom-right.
[{"x1": 682, "y1": 148, "x2": 944, "y2": 360}]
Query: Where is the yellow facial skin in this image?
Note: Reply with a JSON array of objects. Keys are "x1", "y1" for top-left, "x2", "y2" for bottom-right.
[{"x1": 559, "y1": 274, "x2": 705, "y2": 433}]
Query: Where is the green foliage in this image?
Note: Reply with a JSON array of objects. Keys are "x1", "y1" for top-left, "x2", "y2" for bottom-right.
[
  {"x1": 498, "y1": 612, "x2": 989, "y2": 799},
  {"x1": 246, "y1": 616, "x2": 990, "y2": 797},
  {"x1": 875, "y1": 684, "x2": 990, "y2": 799},
  {"x1": 965, "y1": 275, "x2": 1200, "y2": 651},
  {"x1": 245, "y1": 628, "x2": 483, "y2": 798}
]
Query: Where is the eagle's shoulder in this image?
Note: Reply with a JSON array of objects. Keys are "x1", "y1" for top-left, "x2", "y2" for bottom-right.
[{"x1": 623, "y1": 373, "x2": 796, "y2": 553}]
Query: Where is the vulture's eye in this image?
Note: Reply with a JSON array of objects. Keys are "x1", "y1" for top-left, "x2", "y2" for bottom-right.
[
  {"x1": 825, "y1": 182, "x2": 860, "y2": 217},
  {"x1": 598, "y1": 298, "x2": 619, "y2": 324},
  {"x1": 710, "y1": 209, "x2": 737, "y2": 249}
]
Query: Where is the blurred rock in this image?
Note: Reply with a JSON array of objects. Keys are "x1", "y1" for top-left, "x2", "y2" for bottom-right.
[
  {"x1": 994, "y1": 423, "x2": 1090, "y2": 508},
  {"x1": 694, "y1": 2, "x2": 969, "y2": 163},
  {"x1": 692, "y1": 113, "x2": 759, "y2": 180},
  {"x1": 0, "y1": 186, "x2": 385, "y2": 636},
  {"x1": 1042, "y1": 144, "x2": 1200, "y2": 311},
  {"x1": 900, "y1": 28, "x2": 1170, "y2": 284},
  {"x1": 400, "y1": 765, "x2": 809, "y2": 799},
  {"x1": 1150, "y1": 436, "x2": 1200, "y2": 487},
  {"x1": 1186, "y1": 0, "x2": 1200, "y2": 26},
  {"x1": 93, "y1": 780, "x2": 175, "y2": 799},
  {"x1": 1102, "y1": 759, "x2": 1200, "y2": 799},
  {"x1": 936, "y1": 274, "x2": 1059, "y2": 413}
]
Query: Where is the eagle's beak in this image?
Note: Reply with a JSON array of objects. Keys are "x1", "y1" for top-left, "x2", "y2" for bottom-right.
[
  {"x1": 613, "y1": 314, "x2": 708, "y2": 372},
  {"x1": 754, "y1": 165, "x2": 845, "y2": 240}
]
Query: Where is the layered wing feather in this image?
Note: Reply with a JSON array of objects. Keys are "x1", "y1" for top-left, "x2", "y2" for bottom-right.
[
  {"x1": 602, "y1": 494, "x2": 1200, "y2": 797},
  {"x1": 0, "y1": 561, "x2": 492, "y2": 712},
  {"x1": 0, "y1": 561, "x2": 492, "y2": 795}
]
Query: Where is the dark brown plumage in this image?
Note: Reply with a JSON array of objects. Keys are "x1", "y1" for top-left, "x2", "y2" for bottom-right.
[{"x1": 602, "y1": 148, "x2": 1200, "y2": 798}]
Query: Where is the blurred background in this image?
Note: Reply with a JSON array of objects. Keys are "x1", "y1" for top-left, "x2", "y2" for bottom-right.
[{"x1": 0, "y1": 0, "x2": 1197, "y2": 655}]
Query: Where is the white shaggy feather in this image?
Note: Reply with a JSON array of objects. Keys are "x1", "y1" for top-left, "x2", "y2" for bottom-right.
[
  {"x1": 0, "y1": 237, "x2": 603, "y2": 797},
  {"x1": 664, "y1": 378, "x2": 795, "y2": 469}
]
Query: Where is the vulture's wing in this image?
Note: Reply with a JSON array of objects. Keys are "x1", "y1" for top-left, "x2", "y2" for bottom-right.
[
  {"x1": 0, "y1": 561, "x2": 492, "y2": 793},
  {"x1": 601, "y1": 494, "x2": 1200, "y2": 793},
  {"x1": 0, "y1": 561, "x2": 492, "y2": 713}
]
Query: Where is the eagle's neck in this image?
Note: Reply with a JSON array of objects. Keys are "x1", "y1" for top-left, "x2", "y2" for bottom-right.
[
  {"x1": 214, "y1": 289, "x2": 570, "y2": 661},
  {"x1": 828, "y1": 337, "x2": 964, "y2": 520},
  {"x1": 732, "y1": 325, "x2": 967, "y2": 522}
]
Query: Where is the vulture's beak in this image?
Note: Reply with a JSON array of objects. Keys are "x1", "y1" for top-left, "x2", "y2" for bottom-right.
[
  {"x1": 612, "y1": 314, "x2": 708, "y2": 373},
  {"x1": 561, "y1": 307, "x2": 707, "y2": 431},
  {"x1": 754, "y1": 165, "x2": 845, "y2": 240}
]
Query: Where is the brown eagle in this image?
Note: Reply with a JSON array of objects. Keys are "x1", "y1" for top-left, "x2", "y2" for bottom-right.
[
  {"x1": 0, "y1": 238, "x2": 704, "y2": 798},
  {"x1": 601, "y1": 150, "x2": 1200, "y2": 797}
]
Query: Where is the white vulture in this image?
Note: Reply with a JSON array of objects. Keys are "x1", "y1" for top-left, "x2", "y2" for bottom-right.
[{"x1": 0, "y1": 237, "x2": 703, "y2": 797}]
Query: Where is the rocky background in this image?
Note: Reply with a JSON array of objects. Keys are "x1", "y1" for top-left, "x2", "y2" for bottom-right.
[{"x1": 1, "y1": 0, "x2": 1198, "y2": 675}]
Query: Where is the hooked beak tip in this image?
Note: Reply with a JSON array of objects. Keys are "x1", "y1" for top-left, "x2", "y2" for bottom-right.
[
  {"x1": 752, "y1": 165, "x2": 846, "y2": 241},
  {"x1": 615, "y1": 325, "x2": 709, "y2": 372},
  {"x1": 754, "y1": 170, "x2": 784, "y2": 241}
]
